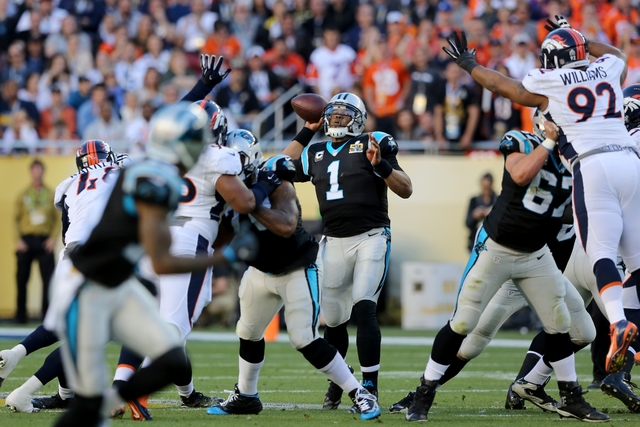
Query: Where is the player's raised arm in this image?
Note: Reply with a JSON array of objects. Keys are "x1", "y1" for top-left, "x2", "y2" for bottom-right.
[
  {"x1": 587, "y1": 41, "x2": 628, "y2": 84},
  {"x1": 442, "y1": 31, "x2": 546, "y2": 109},
  {"x1": 283, "y1": 119, "x2": 323, "y2": 159},
  {"x1": 181, "y1": 54, "x2": 232, "y2": 103},
  {"x1": 367, "y1": 134, "x2": 412, "y2": 198}
]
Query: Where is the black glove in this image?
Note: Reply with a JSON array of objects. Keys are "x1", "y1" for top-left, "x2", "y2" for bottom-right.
[
  {"x1": 200, "y1": 54, "x2": 231, "y2": 88},
  {"x1": 223, "y1": 221, "x2": 258, "y2": 263},
  {"x1": 442, "y1": 31, "x2": 478, "y2": 74},
  {"x1": 256, "y1": 170, "x2": 282, "y2": 194},
  {"x1": 544, "y1": 15, "x2": 571, "y2": 33}
]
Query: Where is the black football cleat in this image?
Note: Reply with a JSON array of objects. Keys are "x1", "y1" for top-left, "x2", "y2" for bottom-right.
[
  {"x1": 323, "y1": 365, "x2": 353, "y2": 410},
  {"x1": 557, "y1": 381, "x2": 610, "y2": 422},
  {"x1": 181, "y1": 390, "x2": 215, "y2": 408},
  {"x1": 405, "y1": 377, "x2": 437, "y2": 422},
  {"x1": 31, "y1": 393, "x2": 72, "y2": 410},
  {"x1": 389, "y1": 391, "x2": 415, "y2": 413},
  {"x1": 511, "y1": 378, "x2": 557, "y2": 412},
  {"x1": 600, "y1": 371, "x2": 640, "y2": 413},
  {"x1": 206, "y1": 384, "x2": 263, "y2": 415},
  {"x1": 505, "y1": 382, "x2": 526, "y2": 410}
]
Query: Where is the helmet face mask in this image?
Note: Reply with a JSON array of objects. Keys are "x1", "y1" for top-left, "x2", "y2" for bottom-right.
[
  {"x1": 224, "y1": 129, "x2": 262, "y2": 183},
  {"x1": 190, "y1": 100, "x2": 228, "y2": 146},
  {"x1": 323, "y1": 92, "x2": 367, "y2": 139},
  {"x1": 622, "y1": 84, "x2": 640, "y2": 131},
  {"x1": 539, "y1": 28, "x2": 590, "y2": 70},
  {"x1": 532, "y1": 109, "x2": 547, "y2": 140},
  {"x1": 76, "y1": 139, "x2": 116, "y2": 172}
]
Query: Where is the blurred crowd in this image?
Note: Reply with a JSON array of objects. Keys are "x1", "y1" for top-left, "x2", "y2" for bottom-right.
[{"x1": 1, "y1": 0, "x2": 640, "y2": 155}]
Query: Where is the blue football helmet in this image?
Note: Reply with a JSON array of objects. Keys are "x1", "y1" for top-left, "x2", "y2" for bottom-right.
[{"x1": 623, "y1": 84, "x2": 640, "y2": 131}]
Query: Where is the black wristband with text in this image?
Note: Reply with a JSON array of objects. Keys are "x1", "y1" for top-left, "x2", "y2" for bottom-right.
[
  {"x1": 373, "y1": 159, "x2": 393, "y2": 179},
  {"x1": 294, "y1": 127, "x2": 316, "y2": 147}
]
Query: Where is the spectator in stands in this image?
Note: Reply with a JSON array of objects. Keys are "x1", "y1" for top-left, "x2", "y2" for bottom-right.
[
  {"x1": 435, "y1": 2, "x2": 459, "y2": 39},
  {"x1": 133, "y1": 14, "x2": 155, "y2": 53},
  {"x1": 114, "y1": 41, "x2": 139, "y2": 92},
  {"x1": 99, "y1": 12, "x2": 117, "y2": 47},
  {"x1": 15, "y1": 8, "x2": 45, "y2": 44},
  {"x1": 230, "y1": 0, "x2": 261, "y2": 51},
  {"x1": 578, "y1": 2, "x2": 611, "y2": 45},
  {"x1": 160, "y1": 49, "x2": 195, "y2": 91},
  {"x1": 138, "y1": 67, "x2": 164, "y2": 109},
  {"x1": 38, "y1": 85, "x2": 76, "y2": 139},
  {"x1": 395, "y1": 108, "x2": 422, "y2": 141},
  {"x1": 215, "y1": 66, "x2": 261, "y2": 129},
  {"x1": 481, "y1": 63, "x2": 521, "y2": 141},
  {"x1": 448, "y1": 0, "x2": 469, "y2": 29},
  {"x1": 1, "y1": 41, "x2": 37, "y2": 87},
  {"x1": 307, "y1": 26, "x2": 356, "y2": 100},
  {"x1": 298, "y1": 0, "x2": 330, "y2": 60},
  {"x1": 44, "y1": 15, "x2": 92, "y2": 58},
  {"x1": 66, "y1": 33, "x2": 95, "y2": 79},
  {"x1": 406, "y1": 46, "x2": 445, "y2": 117},
  {"x1": 434, "y1": 61, "x2": 480, "y2": 150},
  {"x1": 17, "y1": 72, "x2": 42, "y2": 107},
  {"x1": 59, "y1": 0, "x2": 106, "y2": 35},
  {"x1": 15, "y1": 0, "x2": 67, "y2": 36},
  {"x1": 370, "y1": 0, "x2": 401, "y2": 28},
  {"x1": 362, "y1": 35, "x2": 410, "y2": 135},
  {"x1": 37, "y1": 53, "x2": 72, "y2": 112},
  {"x1": 2, "y1": 109, "x2": 39, "y2": 153},
  {"x1": 255, "y1": 0, "x2": 289, "y2": 49},
  {"x1": 166, "y1": 0, "x2": 193, "y2": 24},
  {"x1": 465, "y1": 17, "x2": 491, "y2": 67},
  {"x1": 264, "y1": 36, "x2": 306, "y2": 89},
  {"x1": 465, "y1": 172, "x2": 497, "y2": 252},
  {"x1": 417, "y1": 111, "x2": 436, "y2": 146},
  {"x1": 77, "y1": 83, "x2": 110, "y2": 136},
  {"x1": 327, "y1": 0, "x2": 357, "y2": 33},
  {"x1": 83, "y1": 99, "x2": 124, "y2": 141},
  {"x1": 67, "y1": 76, "x2": 93, "y2": 110},
  {"x1": 113, "y1": 0, "x2": 143, "y2": 37},
  {"x1": 132, "y1": 34, "x2": 171, "y2": 89},
  {"x1": 12, "y1": 159, "x2": 58, "y2": 323},
  {"x1": 104, "y1": 70, "x2": 125, "y2": 112},
  {"x1": 120, "y1": 91, "x2": 140, "y2": 126},
  {"x1": 503, "y1": 33, "x2": 535, "y2": 80},
  {"x1": 292, "y1": 0, "x2": 312, "y2": 28},
  {"x1": 343, "y1": 3, "x2": 376, "y2": 52},
  {"x1": 485, "y1": 37, "x2": 505, "y2": 71},
  {"x1": 162, "y1": 83, "x2": 181, "y2": 105},
  {"x1": 246, "y1": 46, "x2": 284, "y2": 108},
  {"x1": 0, "y1": 79, "x2": 40, "y2": 133},
  {"x1": 511, "y1": 1, "x2": 537, "y2": 42},
  {"x1": 147, "y1": 0, "x2": 177, "y2": 44},
  {"x1": 99, "y1": 24, "x2": 129, "y2": 61},
  {"x1": 126, "y1": 100, "x2": 154, "y2": 152},
  {"x1": 48, "y1": 119, "x2": 76, "y2": 147},
  {"x1": 202, "y1": 20, "x2": 242, "y2": 62},
  {"x1": 0, "y1": 0, "x2": 19, "y2": 51},
  {"x1": 25, "y1": 35, "x2": 45, "y2": 74},
  {"x1": 603, "y1": 0, "x2": 638, "y2": 47},
  {"x1": 625, "y1": 36, "x2": 640, "y2": 85},
  {"x1": 176, "y1": 0, "x2": 218, "y2": 66},
  {"x1": 408, "y1": 0, "x2": 435, "y2": 26}
]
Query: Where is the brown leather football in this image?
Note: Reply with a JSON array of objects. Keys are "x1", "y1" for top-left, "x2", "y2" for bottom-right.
[{"x1": 291, "y1": 93, "x2": 328, "y2": 123}]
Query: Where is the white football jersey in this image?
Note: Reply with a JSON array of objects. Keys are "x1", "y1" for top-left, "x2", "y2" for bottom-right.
[
  {"x1": 630, "y1": 127, "x2": 640, "y2": 148},
  {"x1": 523, "y1": 54, "x2": 635, "y2": 158},
  {"x1": 174, "y1": 144, "x2": 243, "y2": 233},
  {"x1": 54, "y1": 162, "x2": 120, "y2": 245}
]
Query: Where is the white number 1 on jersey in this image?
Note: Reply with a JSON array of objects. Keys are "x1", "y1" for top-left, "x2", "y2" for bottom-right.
[{"x1": 326, "y1": 160, "x2": 344, "y2": 200}]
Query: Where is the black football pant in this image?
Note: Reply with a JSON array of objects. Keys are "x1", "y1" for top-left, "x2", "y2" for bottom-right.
[{"x1": 16, "y1": 235, "x2": 55, "y2": 323}]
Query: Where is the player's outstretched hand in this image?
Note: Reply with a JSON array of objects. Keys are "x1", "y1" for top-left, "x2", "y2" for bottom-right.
[
  {"x1": 200, "y1": 54, "x2": 231, "y2": 88},
  {"x1": 367, "y1": 134, "x2": 381, "y2": 165},
  {"x1": 224, "y1": 222, "x2": 258, "y2": 263},
  {"x1": 544, "y1": 15, "x2": 571, "y2": 32},
  {"x1": 305, "y1": 117, "x2": 323, "y2": 133},
  {"x1": 256, "y1": 170, "x2": 282, "y2": 194},
  {"x1": 442, "y1": 31, "x2": 478, "y2": 74}
]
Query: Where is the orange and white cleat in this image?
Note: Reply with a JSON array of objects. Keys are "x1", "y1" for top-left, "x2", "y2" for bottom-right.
[
  {"x1": 127, "y1": 395, "x2": 151, "y2": 421},
  {"x1": 606, "y1": 320, "x2": 638, "y2": 373}
]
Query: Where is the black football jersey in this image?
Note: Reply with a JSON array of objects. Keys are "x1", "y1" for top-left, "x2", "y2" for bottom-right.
[
  {"x1": 69, "y1": 160, "x2": 183, "y2": 287},
  {"x1": 482, "y1": 131, "x2": 573, "y2": 252},
  {"x1": 293, "y1": 132, "x2": 403, "y2": 238}
]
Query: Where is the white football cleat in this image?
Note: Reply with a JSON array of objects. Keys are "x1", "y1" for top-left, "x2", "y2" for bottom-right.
[
  {"x1": 6, "y1": 387, "x2": 39, "y2": 413},
  {"x1": 0, "y1": 350, "x2": 19, "y2": 387}
]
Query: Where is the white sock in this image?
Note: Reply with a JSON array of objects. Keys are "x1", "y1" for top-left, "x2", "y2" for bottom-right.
[
  {"x1": 549, "y1": 354, "x2": 577, "y2": 382},
  {"x1": 601, "y1": 284, "x2": 626, "y2": 324},
  {"x1": 319, "y1": 352, "x2": 361, "y2": 394},
  {"x1": 113, "y1": 364, "x2": 136, "y2": 382},
  {"x1": 141, "y1": 357, "x2": 151, "y2": 369},
  {"x1": 12, "y1": 344, "x2": 27, "y2": 361},
  {"x1": 58, "y1": 383, "x2": 74, "y2": 400},
  {"x1": 423, "y1": 356, "x2": 449, "y2": 382},
  {"x1": 176, "y1": 380, "x2": 194, "y2": 397},
  {"x1": 629, "y1": 347, "x2": 637, "y2": 355},
  {"x1": 19, "y1": 376, "x2": 43, "y2": 395},
  {"x1": 238, "y1": 355, "x2": 263, "y2": 396},
  {"x1": 524, "y1": 358, "x2": 553, "y2": 385}
]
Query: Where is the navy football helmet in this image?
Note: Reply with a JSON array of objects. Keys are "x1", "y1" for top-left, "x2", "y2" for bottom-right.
[
  {"x1": 623, "y1": 84, "x2": 640, "y2": 131},
  {"x1": 190, "y1": 99, "x2": 227, "y2": 145},
  {"x1": 539, "y1": 28, "x2": 589, "y2": 69},
  {"x1": 75, "y1": 139, "x2": 116, "y2": 172}
]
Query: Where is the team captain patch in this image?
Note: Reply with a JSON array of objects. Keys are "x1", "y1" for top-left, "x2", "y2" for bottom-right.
[
  {"x1": 349, "y1": 142, "x2": 364, "y2": 153},
  {"x1": 314, "y1": 151, "x2": 324, "y2": 162}
]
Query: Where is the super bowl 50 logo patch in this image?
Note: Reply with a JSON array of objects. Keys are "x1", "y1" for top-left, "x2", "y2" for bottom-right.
[
  {"x1": 314, "y1": 151, "x2": 324, "y2": 162},
  {"x1": 349, "y1": 142, "x2": 364, "y2": 153}
]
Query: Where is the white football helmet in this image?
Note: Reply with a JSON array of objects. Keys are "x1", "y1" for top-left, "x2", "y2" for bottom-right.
[
  {"x1": 147, "y1": 102, "x2": 211, "y2": 170},
  {"x1": 225, "y1": 129, "x2": 263, "y2": 181},
  {"x1": 532, "y1": 109, "x2": 546, "y2": 139},
  {"x1": 322, "y1": 92, "x2": 367, "y2": 139}
]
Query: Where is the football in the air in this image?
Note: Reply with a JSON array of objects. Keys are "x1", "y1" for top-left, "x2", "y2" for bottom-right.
[{"x1": 291, "y1": 93, "x2": 327, "y2": 122}]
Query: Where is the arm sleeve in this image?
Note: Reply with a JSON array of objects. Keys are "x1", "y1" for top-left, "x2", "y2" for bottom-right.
[
  {"x1": 292, "y1": 157, "x2": 310, "y2": 183},
  {"x1": 373, "y1": 132, "x2": 403, "y2": 171},
  {"x1": 180, "y1": 80, "x2": 213, "y2": 103}
]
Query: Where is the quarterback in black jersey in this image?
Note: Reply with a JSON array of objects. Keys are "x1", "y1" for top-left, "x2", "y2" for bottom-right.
[
  {"x1": 46, "y1": 103, "x2": 269, "y2": 427},
  {"x1": 401, "y1": 116, "x2": 607, "y2": 422},
  {"x1": 283, "y1": 92, "x2": 412, "y2": 409},
  {"x1": 208, "y1": 149, "x2": 380, "y2": 420}
]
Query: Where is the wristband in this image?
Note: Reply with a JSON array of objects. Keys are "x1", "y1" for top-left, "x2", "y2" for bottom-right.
[
  {"x1": 222, "y1": 245, "x2": 237, "y2": 263},
  {"x1": 373, "y1": 159, "x2": 393, "y2": 179},
  {"x1": 294, "y1": 127, "x2": 315, "y2": 147},
  {"x1": 250, "y1": 181, "x2": 270, "y2": 209},
  {"x1": 541, "y1": 138, "x2": 556, "y2": 152}
]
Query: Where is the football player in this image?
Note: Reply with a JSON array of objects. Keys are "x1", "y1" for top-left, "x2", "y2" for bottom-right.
[
  {"x1": 44, "y1": 103, "x2": 267, "y2": 427},
  {"x1": 207, "y1": 135, "x2": 380, "y2": 420},
  {"x1": 443, "y1": 17, "x2": 640, "y2": 375},
  {"x1": 398, "y1": 111, "x2": 608, "y2": 421},
  {"x1": 282, "y1": 92, "x2": 412, "y2": 410}
]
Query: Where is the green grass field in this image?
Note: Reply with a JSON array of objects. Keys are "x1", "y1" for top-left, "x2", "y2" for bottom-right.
[{"x1": 0, "y1": 328, "x2": 638, "y2": 426}]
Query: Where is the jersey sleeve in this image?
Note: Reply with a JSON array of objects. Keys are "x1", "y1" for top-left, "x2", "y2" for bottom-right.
[
  {"x1": 122, "y1": 161, "x2": 183, "y2": 212},
  {"x1": 371, "y1": 132, "x2": 403, "y2": 171},
  {"x1": 54, "y1": 177, "x2": 73, "y2": 212},
  {"x1": 522, "y1": 68, "x2": 555, "y2": 96},
  {"x1": 499, "y1": 130, "x2": 536, "y2": 156},
  {"x1": 261, "y1": 154, "x2": 296, "y2": 182},
  {"x1": 209, "y1": 146, "x2": 243, "y2": 176},
  {"x1": 292, "y1": 145, "x2": 312, "y2": 183},
  {"x1": 593, "y1": 53, "x2": 626, "y2": 78}
]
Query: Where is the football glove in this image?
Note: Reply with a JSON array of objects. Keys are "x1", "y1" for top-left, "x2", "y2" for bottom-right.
[
  {"x1": 544, "y1": 15, "x2": 571, "y2": 32},
  {"x1": 442, "y1": 31, "x2": 478, "y2": 74},
  {"x1": 256, "y1": 169, "x2": 282, "y2": 194},
  {"x1": 223, "y1": 221, "x2": 258, "y2": 263},
  {"x1": 200, "y1": 54, "x2": 231, "y2": 88}
]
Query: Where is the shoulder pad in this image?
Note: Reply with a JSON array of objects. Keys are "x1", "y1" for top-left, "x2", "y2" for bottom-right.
[
  {"x1": 261, "y1": 154, "x2": 296, "y2": 182},
  {"x1": 123, "y1": 160, "x2": 183, "y2": 210},
  {"x1": 499, "y1": 131, "x2": 541, "y2": 156},
  {"x1": 369, "y1": 131, "x2": 399, "y2": 154},
  {"x1": 201, "y1": 145, "x2": 243, "y2": 176}
]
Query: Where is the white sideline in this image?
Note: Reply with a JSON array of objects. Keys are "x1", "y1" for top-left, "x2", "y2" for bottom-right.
[{"x1": 0, "y1": 327, "x2": 532, "y2": 348}]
